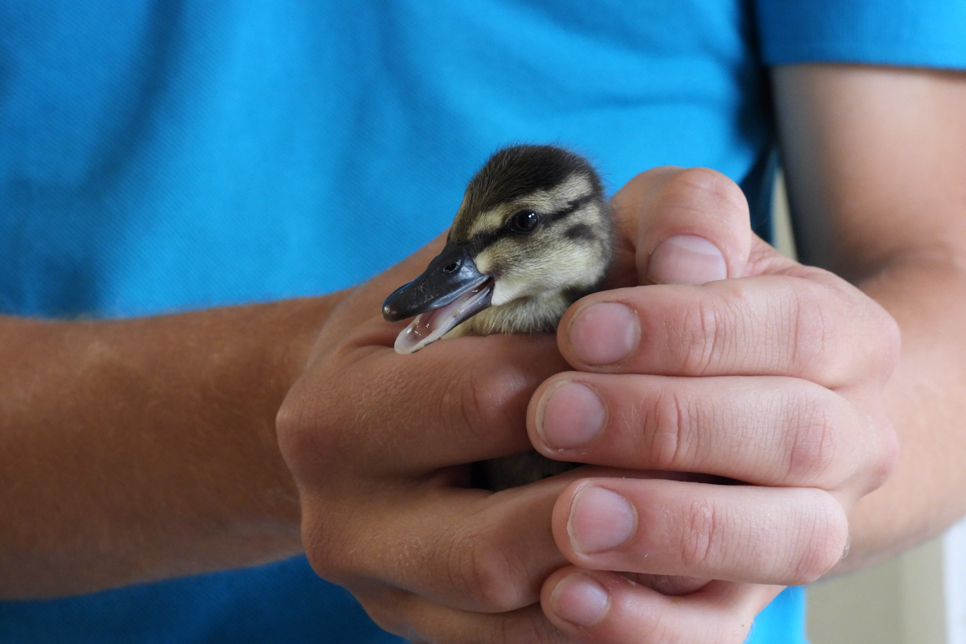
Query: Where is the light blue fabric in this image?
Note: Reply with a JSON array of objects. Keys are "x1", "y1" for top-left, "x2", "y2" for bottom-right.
[
  {"x1": 1, "y1": 0, "x2": 960, "y2": 641},
  {"x1": 1, "y1": 0, "x2": 773, "y2": 318},
  {"x1": 747, "y1": 586, "x2": 809, "y2": 644},
  {"x1": 756, "y1": 0, "x2": 966, "y2": 68},
  {"x1": 0, "y1": 557, "x2": 402, "y2": 644}
]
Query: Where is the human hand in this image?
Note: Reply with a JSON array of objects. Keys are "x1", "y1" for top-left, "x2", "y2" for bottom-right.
[
  {"x1": 278, "y1": 239, "x2": 604, "y2": 642},
  {"x1": 530, "y1": 167, "x2": 901, "y2": 642}
]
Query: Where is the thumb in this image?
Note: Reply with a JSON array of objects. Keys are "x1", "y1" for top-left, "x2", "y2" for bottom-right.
[{"x1": 610, "y1": 167, "x2": 759, "y2": 286}]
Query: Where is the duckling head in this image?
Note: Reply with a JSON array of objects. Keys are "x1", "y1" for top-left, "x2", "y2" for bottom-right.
[{"x1": 383, "y1": 145, "x2": 612, "y2": 354}]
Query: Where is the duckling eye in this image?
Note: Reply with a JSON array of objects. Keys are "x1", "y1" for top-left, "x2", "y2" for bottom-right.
[{"x1": 507, "y1": 210, "x2": 539, "y2": 234}]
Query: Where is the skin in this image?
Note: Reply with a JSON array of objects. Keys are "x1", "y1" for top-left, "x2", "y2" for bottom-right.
[
  {"x1": 0, "y1": 301, "x2": 324, "y2": 596},
  {"x1": 775, "y1": 64, "x2": 966, "y2": 571},
  {"x1": 536, "y1": 64, "x2": 966, "y2": 642},
  {"x1": 1, "y1": 62, "x2": 964, "y2": 644}
]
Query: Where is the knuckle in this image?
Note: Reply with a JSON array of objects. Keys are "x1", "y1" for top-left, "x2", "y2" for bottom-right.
[
  {"x1": 823, "y1": 273, "x2": 901, "y2": 380},
  {"x1": 301, "y1": 515, "x2": 354, "y2": 583},
  {"x1": 663, "y1": 167, "x2": 747, "y2": 215},
  {"x1": 679, "y1": 498, "x2": 718, "y2": 571},
  {"x1": 450, "y1": 373, "x2": 489, "y2": 441},
  {"x1": 671, "y1": 296, "x2": 725, "y2": 375},
  {"x1": 645, "y1": 385, "x2": 695, "y2": 470},
  {"x1": 791, "y1": 492, "x2": 850, "y2": 583},
  {"x1": 356, "y1": 593, "x2": 412, "y2": 641},
  {"x1": 865, "y1": 412, "x2": 900, "y2": 494},
  {"x1": 276, "y1": 389, "x2": 339, "y2": 482},
  {"x1": 793, "y1": 274, "x2": 902, "y2": 384},
  {"x1": 784, "y1": 390, "x2": 838, "y2": 482},
  {"x1": 274, "y1": 398, "x2": 305, "y2": 465},
  {"x1": 787, "y1": 286, "x2": 835, "y2": 377},
  {"x1": 445, "y1": 363, "x2": 520, "y2": 447},
  {"x1": 451, "y1": 531, "x2": 529, "y2": 613},
  {"x1": 870, "y1": 304, "x2": 902, "y2": 376}
]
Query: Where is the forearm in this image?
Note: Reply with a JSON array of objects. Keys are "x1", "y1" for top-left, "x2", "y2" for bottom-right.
[
  {"x1": 836, "y1": 257, "x2": 966, "y2": 571},
  {"x1": 0, "y1": 295, "x2": 343, "y2": 598},
  {"x1": 773, "y1": 63, "x2": 966, "y2": 573}
]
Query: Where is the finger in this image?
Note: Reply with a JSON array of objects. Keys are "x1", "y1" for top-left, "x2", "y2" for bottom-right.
[
  {"x1": 552, "y1": 479, "x2": 848, "y2": 586},
  {"x1": 558, "y1": 272, "x2": 898, "y2": 389},
  {"x1": 527, "y1": 373, "x2": 879, "y2": 489},
  {"x1": 542, "y1": 569, "x2": 780, "y2": 644},
  {"x1": 610, "y1": 167, "x2": 759, "y2": 285},
  {"x1": 279, "y1": 227, "x2": 573, "y2": 476},
  {"x1": 301, "y1": 475, "x2": 573, "y2": 615},
  {"x1": 280, "y1": 332, "x2": 568, "y2": 480},
  {"x1": 357, "y1": 586, "x2": 575, "y2": 644}
]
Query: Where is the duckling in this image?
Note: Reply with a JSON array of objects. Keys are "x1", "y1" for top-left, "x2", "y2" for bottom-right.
[{"x1": 382, "y1": 144, "x2": 613, "y2": 490}]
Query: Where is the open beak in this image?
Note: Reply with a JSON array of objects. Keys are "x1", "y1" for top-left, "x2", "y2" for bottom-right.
[{"x1": 382, "y1": 240, "x2": 493, "y2": 353}]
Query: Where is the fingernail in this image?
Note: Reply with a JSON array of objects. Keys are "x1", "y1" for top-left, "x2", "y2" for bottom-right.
[
  {"x1": 536, "y1": 382, "x2": 607, "y2": 450},
  {"x1": 568, "y1": 486, "x2": 637, "y2": 554},
  {"x1": 551, "y1": 573, "x2": 610, "y2": 627},
  {"x1": 648, "y1": 235, "x2": 727, "y2": 285},
  {"x1": 568, "y1": 302, "x2": 639, "y2": 365}
]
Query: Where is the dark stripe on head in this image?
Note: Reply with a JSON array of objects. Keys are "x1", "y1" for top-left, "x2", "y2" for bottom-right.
[
  {"x1": 564, "y1": 223, "x2": 597, "y2": 242},
  {"x1": 451, "y1": 145, "x2": 604, "y2": 242},
  {"x1": 465, "y1": 192, "x2": 598, "y2": 253}
]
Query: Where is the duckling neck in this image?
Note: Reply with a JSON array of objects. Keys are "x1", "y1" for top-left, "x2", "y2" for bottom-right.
[{"x1": 445, "y1": 289, "x2": 578, "y2": 338}]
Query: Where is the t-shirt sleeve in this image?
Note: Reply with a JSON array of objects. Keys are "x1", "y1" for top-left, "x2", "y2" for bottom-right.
[{"x1": 755, "y1": 0, "x2": 966, "y2": 69}]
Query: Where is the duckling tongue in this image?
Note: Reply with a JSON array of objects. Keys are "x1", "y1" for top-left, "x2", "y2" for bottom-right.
[{"x1": 394, "y1": 281, "x2": 493, "y2": 354}]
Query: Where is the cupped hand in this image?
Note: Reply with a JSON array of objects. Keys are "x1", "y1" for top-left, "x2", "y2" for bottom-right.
[
  {"x1": 278, "y1": 238, "x2": 602, "y2": 643},
  {"x1": 533, "y1": 168, "x2": 900, "y2": 643}
]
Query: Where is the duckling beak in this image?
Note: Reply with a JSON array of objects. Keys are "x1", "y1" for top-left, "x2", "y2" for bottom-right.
[{"x1": 383, "y1": 239, "x2": 493, "y2": 353}]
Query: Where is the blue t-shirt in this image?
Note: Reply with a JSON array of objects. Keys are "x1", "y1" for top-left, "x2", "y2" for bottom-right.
[{"x1": 1, "y1": 1, "x2": 963, "y2": 642}]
